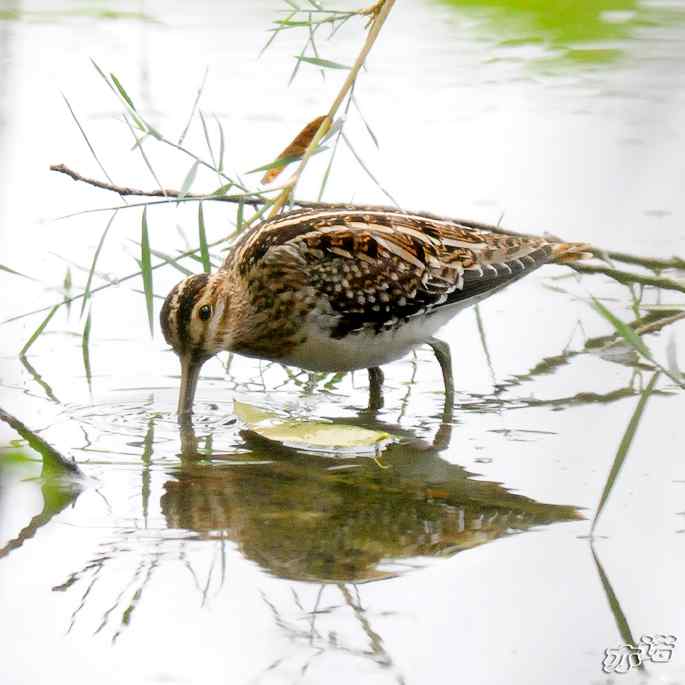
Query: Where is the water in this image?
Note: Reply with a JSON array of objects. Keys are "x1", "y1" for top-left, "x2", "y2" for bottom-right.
[{"x1": 1, "y1": 1, "x2": 684, "y2": 683}]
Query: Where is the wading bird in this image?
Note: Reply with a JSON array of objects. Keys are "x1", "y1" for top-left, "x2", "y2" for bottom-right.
[{"x1": 161, "y1": 206, "x2": 590, "y2": 415}]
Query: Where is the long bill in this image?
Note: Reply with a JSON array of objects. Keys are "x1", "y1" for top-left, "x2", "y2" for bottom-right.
[{"x1": 177, "y1": 354, "x2": 205, "y2": 416}]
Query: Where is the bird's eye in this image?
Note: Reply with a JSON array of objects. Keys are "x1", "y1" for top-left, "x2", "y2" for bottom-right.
[{"x1": 198, "y1": 304, "x2": 212, "y2": 321}]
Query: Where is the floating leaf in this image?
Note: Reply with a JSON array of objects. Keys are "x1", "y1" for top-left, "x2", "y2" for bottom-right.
[
  {"x1": 259, "y1": 114, "x2": 328, "y2": 184},
  {"x1": 198, "y1": 203, "x2": 210, "y2": 274},
  {"x1": 234, "y1": 400, "x2": 277, "y2": 425},
  {"x1": 234, "y1": 400, "x2": 392, "y2": 454},
  {"x1": 141, "y1": 208, "x2": 154, "y2": 337}
]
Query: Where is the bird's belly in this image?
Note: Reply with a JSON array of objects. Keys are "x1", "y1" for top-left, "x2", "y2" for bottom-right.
[{"x1": 276, "y1": 308, "x2": 457, "y2": 372}]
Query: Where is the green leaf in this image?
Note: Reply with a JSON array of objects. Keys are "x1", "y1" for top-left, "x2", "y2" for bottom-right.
[
  {"x1": 215, "y1": 115, "x2": 226, "y2": 173},
  {"x1": 82, "y1": 311, "x2": 92, "y2": 389},
  {"x1": 81, "y1": 210, "x2": 117, "y2": 317},
  {"x1": 590, "y1": 372, "x2": 659, "y2": 535},
  {"x1": 296, "y1": 56, "x2": 350, "y2": 70},
  {"x1": 237, "y1": 200, "x2": 244, "y2": 231},
  {"x1": 0, "y1": 263, "x2": 34, "y2": 280},
  {"x1": 148, "y1": 248, "x2": 193, "y2": 277},
  {"x1": 211, "y1": 182, "x2": 233, "y2": 196},
  {"x1": 141, "y1": 208, "x2": 154, "y2": 337},
  {"x1": 20, "y1": 305, "x2": 60, "y2": 356},
  {"x1": 110, "y1": 72, "x2": 137, "y2": 111},
  {"x1": 178, "y1": 160, "x2": 200, "y2": 202},
  {"x1": 199, "y1": 110, "x2": 216, "y2": 168},
  {"x1": 591, "y1": 297, "x2": 652, "y2": 358},
  {"x1": 198, "y1": 203, "x2": 210, "y2": 274},
  {"x1": 666, "y1": 334, "x2": 681, "y2": 380},
  {"x1": 247, "y1": 146, "x2": 327, "y2": 175}
]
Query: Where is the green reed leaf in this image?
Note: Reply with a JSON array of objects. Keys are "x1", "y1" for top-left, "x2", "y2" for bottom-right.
[
  {"x1": 82, "y1": 310, "x2": 92, "y2": 389},
  {"x1": 20, "y1": 305, "x2": 60, "y2": 356},
  {"x1": 178, "y1": 66, "x2": 208, "y2": 145},
  {"x1": 215, "y1": 115, "x2": 226, "y2": 173},
  {"x1": 199, "y1": 110, "x2": 216, "y2": 168},
  {"x1": 666, "y1": 334, "x2": 682, "y2": 380},
  {"x1": 110, "y1": 73, "x2": 137, "y2": 111},
  {"x1": 81, "y1": 210, "x2": 118, "y2": 317},
  {"x1": 247, "y1": 146, "x2": 327, "y2": 175},
  {"x1": 237, "y1": 200, "x2": 244, "y2": 231},
  {"x1": 198, "y1": 203, "x2": 210, "y2": 274},
  {"x1": 141, "y1": 208, "x2": 154, "y2": 337},
  {"x1": 591, "y1": 297, "x2": 652, "y2": 358},
  {"x1": 148, "y1": 248, "x2": 193, "y2": 276},
  {"x1": 211, "y1": 182, "x2": 233, "y2": 196},
  {"x1": 296, "y1": 56, "x2": 350, "y2": 69},
  {"x1": 178, "y1": 160, "x2": 200, "y2": 202},
  {"x1": 590, "y1": 372, "x2": 659, "y2": 535},
  {"x1": 0, "y1": 263, "x2": 35, "y2": 280}
]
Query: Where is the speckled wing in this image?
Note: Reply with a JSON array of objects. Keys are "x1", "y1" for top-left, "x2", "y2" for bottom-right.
[{"x1": 233, "y1": 207, "x2": 588, "y2": 338}]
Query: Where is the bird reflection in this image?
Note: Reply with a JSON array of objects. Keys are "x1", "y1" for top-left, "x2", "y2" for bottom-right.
[{"x1": 164, "y1": 410, "x2": 581, "y2": 583}]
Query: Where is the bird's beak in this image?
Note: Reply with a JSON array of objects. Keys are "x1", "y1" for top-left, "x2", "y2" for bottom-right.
[{"x1": 177, "y1": 354, "x2": 206, "y2": 416}]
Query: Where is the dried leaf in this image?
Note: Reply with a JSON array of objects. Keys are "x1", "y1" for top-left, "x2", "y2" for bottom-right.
[
  {"x1": 234, "y1": 400, "x2": 393, "y2": 455},
  {"x1": 261, "y1": 114, "x2": 328, "y2": 184}
]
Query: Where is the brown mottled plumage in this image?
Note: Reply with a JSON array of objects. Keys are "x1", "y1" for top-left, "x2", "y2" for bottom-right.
[{"x1": 160, "y1": 205, "x2": 591, "y2": 414}]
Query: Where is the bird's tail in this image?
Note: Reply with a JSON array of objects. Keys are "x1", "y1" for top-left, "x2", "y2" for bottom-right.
[{"x1": 550, "y1": 242, "x2": 594, "y2": 264}]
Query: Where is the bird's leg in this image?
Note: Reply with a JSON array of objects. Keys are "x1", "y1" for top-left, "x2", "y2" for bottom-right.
[
  {"x1": 427, "y1": 337, "x2": 455, "y2": 403},
  {"x1": 367, "y1": 366, "x2": 384, "y2": 412}
]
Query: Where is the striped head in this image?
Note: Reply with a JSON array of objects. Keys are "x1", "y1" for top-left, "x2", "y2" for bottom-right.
[{"x1": 160, "y1": 273, "x2": 227, "y2": 415}]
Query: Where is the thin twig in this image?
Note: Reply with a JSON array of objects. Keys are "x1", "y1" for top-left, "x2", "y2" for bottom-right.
[
  {"x1": 49, "y1": 163, "x2": 266, "y2": 206},
  {"x1": 569, "y1": 262, "x2": 685, "y2": 295}
]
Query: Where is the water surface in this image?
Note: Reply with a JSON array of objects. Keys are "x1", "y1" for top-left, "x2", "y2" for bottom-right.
[{"x1": 1, "y1": 1, "x2": 684, "y2": 684}]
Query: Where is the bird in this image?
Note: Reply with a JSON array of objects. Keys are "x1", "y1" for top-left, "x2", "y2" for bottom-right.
[{"x1": 160, "y1": 205, "x2": 591, "y2": 415}]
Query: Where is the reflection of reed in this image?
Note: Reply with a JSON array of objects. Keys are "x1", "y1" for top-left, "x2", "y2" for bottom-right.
[{"x1": 258, "y1": 582, "x2": 406, "y2": 684}]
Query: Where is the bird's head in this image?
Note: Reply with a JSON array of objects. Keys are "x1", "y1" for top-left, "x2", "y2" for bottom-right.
[{"x1": 160, "y1": 273, "x2": 228, "y2": 415}]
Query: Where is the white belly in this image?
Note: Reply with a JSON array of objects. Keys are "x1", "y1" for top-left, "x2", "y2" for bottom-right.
[{"x1": 277, "y1": 306, "x2": 460, "y2": 372}]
